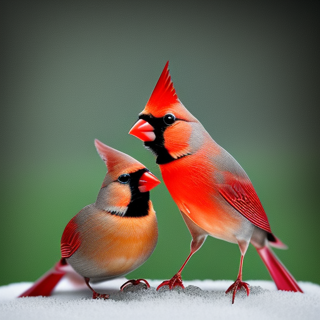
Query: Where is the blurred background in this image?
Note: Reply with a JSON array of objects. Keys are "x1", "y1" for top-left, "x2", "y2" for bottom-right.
[{"x1": 1, "y1": 1, "x2": 319, "y2": 287}]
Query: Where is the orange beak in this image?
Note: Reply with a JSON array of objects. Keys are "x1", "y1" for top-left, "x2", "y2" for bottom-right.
[
  {"x1": 138, "y1": 171, "x2": 160, "y2": 193},
  {"x1": 129, "y1": 119, "x2": 155, "y2": 142}
]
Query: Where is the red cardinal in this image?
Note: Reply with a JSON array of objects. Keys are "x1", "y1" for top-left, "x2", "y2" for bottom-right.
[
  {"x1": 129, "y1": 62, "x2": 303, "y2": 303},
  {"x1": 19, "y1": 139, "x2": 160, "y2": 299}
]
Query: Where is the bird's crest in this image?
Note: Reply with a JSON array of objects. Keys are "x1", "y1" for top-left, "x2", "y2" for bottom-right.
[
  {"x1": 94, "y1": 139, "x2": 144, "y2": 180},
  {"x1": 146, "y1": 61, "x2": 179, "y2": 110},
  {"x1": 143, "y1": 62, "x2": 197, "y2": 121}
]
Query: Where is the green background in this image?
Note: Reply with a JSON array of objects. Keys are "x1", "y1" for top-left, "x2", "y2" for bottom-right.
[{"x1": 1, "y1": 1, "x2": 319, "y2": 287}]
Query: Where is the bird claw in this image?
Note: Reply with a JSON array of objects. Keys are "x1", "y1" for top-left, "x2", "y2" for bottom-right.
[
  {"x1": 225, "y1": 278, "x2": 250, "y2": 304},
  {"x1": 120, "y1": 279, "x2": 150, "y2": 291},
  {"x1": 157, "y1": 274, "x2": 185, "y2": 291},
  {"x1": 92, "y1": 292, "x2": 109, "y2": 300}
]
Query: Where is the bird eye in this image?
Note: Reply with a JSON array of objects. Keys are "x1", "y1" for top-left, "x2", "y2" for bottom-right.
[
  {"x1": 118, "y1": 174, "x2": 130, "y2": 184},
  {"x1": 163, "y1": 113, "x2": 176, "y2": 125}
]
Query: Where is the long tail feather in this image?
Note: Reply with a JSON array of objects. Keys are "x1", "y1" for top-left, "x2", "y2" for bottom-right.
[
  {"x1": 18, "y1": 259, "x2": 69, "y2": 297},
  {"x1": 256, "y1": 246, "x2": 303, "y2": 293}
]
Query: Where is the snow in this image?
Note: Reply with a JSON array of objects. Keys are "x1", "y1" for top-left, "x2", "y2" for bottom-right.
[{"x1": 0, "y1": 278, "x2": 319, "y2": 320}]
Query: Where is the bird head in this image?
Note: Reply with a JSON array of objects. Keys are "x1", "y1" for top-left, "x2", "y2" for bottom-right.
[
  {"x1": 94, "y1": 139, "x2": 160, "y2": 217},
  {"x1": 129, "y1": 62, "x2": 205, "y2": 165}
]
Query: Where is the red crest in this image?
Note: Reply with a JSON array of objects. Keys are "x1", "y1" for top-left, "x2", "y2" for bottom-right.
[
  {"x1": 146, "y1": 61, "x2": 179, "y2": 109},
  {"x1": 142, "y1": 62, "x2": 197, "y2": 121}
]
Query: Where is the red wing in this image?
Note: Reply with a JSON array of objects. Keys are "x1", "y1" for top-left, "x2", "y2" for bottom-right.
[
  {"x1": 218, "y1": 178, "x2": 271, "y2": 233},
  {"x1": 60, "y1": 217, "x2": 81, "y2": 259}
]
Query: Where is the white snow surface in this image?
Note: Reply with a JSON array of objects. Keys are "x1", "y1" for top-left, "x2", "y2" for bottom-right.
[{"x1": 0, "y1": 278, "x2": 319, "y2": 320}]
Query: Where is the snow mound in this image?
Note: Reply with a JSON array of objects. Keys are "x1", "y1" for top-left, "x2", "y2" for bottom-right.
[{"x1": 0, "y1": 279, "x2": 319, "y2": 320}]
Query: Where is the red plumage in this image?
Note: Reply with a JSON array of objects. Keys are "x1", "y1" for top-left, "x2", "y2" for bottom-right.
[
  {"x1": 130, "y1": 62, "x2": 303, "y2": 303},
  {"x1": 146, "y1": 61, "x2": 179, "y2": 110},
  {"x1": 61, "y1": 217, "x2": 81, "y2": 259},
  {"x1": 218, "y1": 175, "x2": 271, "y2": 233},
  {"x1": 19, "y1": 260, "x2": 70, "y2": 297}
]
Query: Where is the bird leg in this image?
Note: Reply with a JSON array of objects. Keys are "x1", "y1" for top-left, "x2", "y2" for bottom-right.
[
  {"x1": 84, "y1": 278, "x2": 109, "y2": 300},
  {"x1": 157, "y1": 230, "x2": 206, "y2": 291},
  {"x1": 157, "y1": 251, "x2": 194, "y2": 290},
  {"x1": 225, "y1": 254, "x2": 250, "y2": 304},
  {"x1": 120, "y1": 278, "x2": 150, "y2": 291}
]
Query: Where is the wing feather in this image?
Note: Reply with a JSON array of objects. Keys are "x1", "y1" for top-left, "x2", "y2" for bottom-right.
[
  {"x1": 60, "y1": 217, "x2": 81, "y2": 259},
  {"x1": 218, "y1": 177, "x2": 272, "y2": 233}
]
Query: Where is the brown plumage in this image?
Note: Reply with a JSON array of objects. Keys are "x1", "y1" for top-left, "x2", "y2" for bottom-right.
[{"x1": 19, "y1": 139, "x2": 160, "y2": 299}]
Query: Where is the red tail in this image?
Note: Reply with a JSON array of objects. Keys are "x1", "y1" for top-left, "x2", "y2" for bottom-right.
[
  {"x1": 256, "y1": 246, "x2": 303, "y2": 292},
  {"x1": 18, "y1": 259, "x2": 69, "y2": 297}
]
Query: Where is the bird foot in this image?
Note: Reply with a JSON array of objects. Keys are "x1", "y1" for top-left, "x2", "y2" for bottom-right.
[
  {"x1": 92, "y1": 292, "x2": 109, "y2": 300},
  {"x1": 225, "y1": 278, "x2": 250, "y2": 304},
  {"x1": 157, "y1": 273, "x2": 185, "y2": 291},
  {"x1": 120, "y1": 278, "x2": 150, "y2": 291}
]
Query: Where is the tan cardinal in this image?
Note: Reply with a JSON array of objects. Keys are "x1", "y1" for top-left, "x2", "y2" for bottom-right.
[
  {"x1": 129, "y1": 62, "x2": 303, "y2": 303},
  {"x1": 19, "y1": 139, "x2": 160, "y2": 299}
]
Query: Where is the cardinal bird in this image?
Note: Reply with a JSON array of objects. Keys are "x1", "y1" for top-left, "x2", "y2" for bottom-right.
[
  {"x1": 19, "y1": 139, "x2": 160, "y2": 299},
  {"x1": 129, "y1": 62, "x2": 303, "y2": 303}
]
